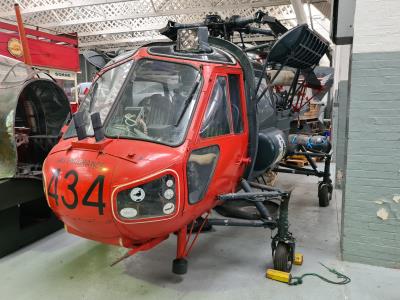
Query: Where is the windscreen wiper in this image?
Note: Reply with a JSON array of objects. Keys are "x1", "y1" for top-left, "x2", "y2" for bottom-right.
[{"x1": 174, "y1": 76, "x2": 201, "y2": 126}]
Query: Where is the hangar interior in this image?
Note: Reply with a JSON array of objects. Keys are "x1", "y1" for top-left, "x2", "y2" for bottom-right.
[{"x1": 0, "y1": 0, "x2": 399, "y2": 299}]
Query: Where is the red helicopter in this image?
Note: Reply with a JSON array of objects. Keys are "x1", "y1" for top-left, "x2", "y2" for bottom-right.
[{"x1": 43, "y1": 11, "x2": 329, "y2": 274}]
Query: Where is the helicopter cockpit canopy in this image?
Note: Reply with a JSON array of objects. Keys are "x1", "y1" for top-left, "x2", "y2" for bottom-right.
[
  {"x1": 65, "y1": 58, "x2": 201, "y2": 146},
  {"x1": 0, "y1": 55, "x2": 70, "y2": 179}
]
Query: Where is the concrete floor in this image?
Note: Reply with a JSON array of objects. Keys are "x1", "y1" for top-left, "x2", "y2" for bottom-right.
[{"x1": 0, "y1": 169, "x2": 398, "y2": 300}]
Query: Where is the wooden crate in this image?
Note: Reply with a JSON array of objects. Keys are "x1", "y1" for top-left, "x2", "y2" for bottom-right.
[{"x1": 302, "y1": 103, "x2": 320, "y2": 118}]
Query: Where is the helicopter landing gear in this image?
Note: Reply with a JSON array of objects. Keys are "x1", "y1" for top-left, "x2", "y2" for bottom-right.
[
  {"x1": 273, "y1": 242, "x2": 294, "y2": 272},
  {"x1": 318, "y1": 182, "x2": 332, "y2": 207},
  {"x1": 173, "y1": 215, "x2": 210, "y2": 274},
  {"x1": 318, "y1": 152, "x2": 333, "y2": 207},
  {"x1": 210, "y1": 179, "x2": 295, "y2": 272},
  {"x1": 187, "y1": 217, "x2": 213, "y2": 233},
  {"x1": 172, "y1": 179, "x2": 296, "y2": 275},
  {"x1": 172, "y1": 258, "x2": 188, "y2": 275},
  {"x1": 173, "y1": 226, "x2": 188, "y2": 274},
  {"x1": 271, "y1": 193, "x2": 295, "y2": 272},
  {"x1": 275, "y1": 146, "x2": 333, "y2": 207}
]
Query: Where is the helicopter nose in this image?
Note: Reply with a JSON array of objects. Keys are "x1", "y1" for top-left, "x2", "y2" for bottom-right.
[
  {"x1": 43, "y1": 149, "x2": 121, "y2": 241},
  {"x1": 43, "y1": 138, "x2": 184, "y2": 245}
]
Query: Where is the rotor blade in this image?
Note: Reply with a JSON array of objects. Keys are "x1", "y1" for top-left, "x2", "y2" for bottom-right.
[
  {"x1": 242, "y1": 26, "x2": 275, "y2": 36},
  {"x1": 160, "y1": 20, "x2": 204, "y2": 40},
  {"x1": 301, "y1": 68, "x2": 321, "y2": 89},
  {"x1": 229, "y1": 10, "x2": 265, "y2": 27},
  {"x1": 82, "y1": 50, "x2": 108, "y2": 70},
  {"x1": 261, "y1": 15, "x2": 288, "y2": 35}
]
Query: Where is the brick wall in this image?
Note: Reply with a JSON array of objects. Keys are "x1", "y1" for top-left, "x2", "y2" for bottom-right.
[{"x1": 342, "y1": 0, "x2": 400, "y2": 268}]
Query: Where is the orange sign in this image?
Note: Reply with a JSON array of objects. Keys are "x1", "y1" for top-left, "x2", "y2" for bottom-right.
[{"x1": 7, "y1": 38, "x2": 23, "y2": 58}]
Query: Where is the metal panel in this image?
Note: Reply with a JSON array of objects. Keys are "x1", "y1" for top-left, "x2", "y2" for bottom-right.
[
  {"x1": 0, "y1": 56, "x2": 32, "y2": 179},
  {"x1": 330, "y1": 0, "x2": 355, "y2": 44}
]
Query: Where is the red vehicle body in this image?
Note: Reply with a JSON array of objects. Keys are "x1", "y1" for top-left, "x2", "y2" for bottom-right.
[{"x1": 43, "y1": 45, "x2": 257, "y2": 270}]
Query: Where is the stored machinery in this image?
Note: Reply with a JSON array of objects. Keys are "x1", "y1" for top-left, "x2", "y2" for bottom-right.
[
  {"x1": 270, "y1": 64, "x2": 334, "y2": 207},
  {"x1": 42, "y1": 11, "x2": 329, "y2": 274},
  {"x1": 0, "y1": 55, "x2": 70, "y2": 256},
  {"x1": 276, "y1": 133, "x2": 333, "y2": 207}
]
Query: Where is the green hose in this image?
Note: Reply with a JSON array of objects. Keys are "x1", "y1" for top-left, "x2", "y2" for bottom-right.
[{"x1": 289, "y1": 263, "x2": 351, "y2": 286}]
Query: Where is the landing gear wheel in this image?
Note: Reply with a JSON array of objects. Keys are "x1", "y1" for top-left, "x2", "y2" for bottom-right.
[
  {"x1": 318, "y1": 183, "x2": 330, "y2": 207},
  {"x1": 328, "y1": 183, "x2": 333, "y2": 200},
  {"x1": 273, "y1": 242, "x2": 293, "y2": 272},
  {"x1": 172, "y1": 258, "x2": 188, "y2": 275}
]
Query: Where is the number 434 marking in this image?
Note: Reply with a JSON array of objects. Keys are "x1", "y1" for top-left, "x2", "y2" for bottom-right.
[{"x1": 47, "y1": 169, "x2": 105, "y2": 215}]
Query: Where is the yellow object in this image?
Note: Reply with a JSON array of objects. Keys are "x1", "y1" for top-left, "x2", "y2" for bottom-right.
[
  {"x1": 287, "y1": 155, "x2": 306, "y2": 160},
  {"x1": 294, "y1": 253, "x2": 304, "y2": 265},
  {"x1": 266, "y1": 269, "x2": 291, "y2": 283},
  {"x1": 7, "y1": 38, "x2": 23, "y2": 58}
]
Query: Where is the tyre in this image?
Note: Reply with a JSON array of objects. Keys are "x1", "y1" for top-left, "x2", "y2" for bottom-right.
[
  {"x1": 328, "y1": 183, "x2": 333, "y2": 200},
  {"x1": 273, "y1": 242, "x2": 293, "y2": 272},
  {"x1": 318, "y1": 183, "x2": 330, "y2": 207},
  {"x1": 172, "y1": 258, "x2": 188, "y2": 275}
]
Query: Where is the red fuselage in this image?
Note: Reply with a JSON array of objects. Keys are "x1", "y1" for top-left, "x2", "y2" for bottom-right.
[{"x1": 43, "y1": 47, "x2": 250, "y2": 249}]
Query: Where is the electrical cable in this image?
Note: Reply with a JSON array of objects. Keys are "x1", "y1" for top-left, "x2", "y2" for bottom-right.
[{"x1": 289, "y1": 262, "x2": 351, "y2": 286}]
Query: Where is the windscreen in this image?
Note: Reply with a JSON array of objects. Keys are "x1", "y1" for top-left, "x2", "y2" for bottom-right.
[
  {"x1": 105, "y1": 59, "x2": 201, "y2": 146},
  {"x1": 64, "y1": 60, "x2": 133, "y2": 139}
]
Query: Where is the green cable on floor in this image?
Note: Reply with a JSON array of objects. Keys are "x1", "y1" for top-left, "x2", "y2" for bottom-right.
[{"x1": 289, "y1": 262, "x2": 351, "y2": 286}]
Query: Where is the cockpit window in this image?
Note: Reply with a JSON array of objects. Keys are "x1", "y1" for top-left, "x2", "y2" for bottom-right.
[
  {"x1": 64, "y1": 60, "x2": 133, "y2": 139},
  {"x1": 105, "y1": 59, "x2": 201, "y2": 146},
  {"x1": 200, "y1": 76, "x2": 232, "y2": 138}
]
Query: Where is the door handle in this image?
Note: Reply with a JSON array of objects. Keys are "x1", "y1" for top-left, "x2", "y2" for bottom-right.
[{"x1": 236, "y1": 157, "x2": 251, "y2": 165}]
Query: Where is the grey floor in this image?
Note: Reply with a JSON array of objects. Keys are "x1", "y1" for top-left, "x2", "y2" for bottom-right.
[{"x1": 0, "y1": 168, "x2": 398, "y2": 300}]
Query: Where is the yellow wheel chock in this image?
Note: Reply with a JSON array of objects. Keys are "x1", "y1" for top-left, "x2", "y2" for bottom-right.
[
  {"x1": 266, "y1": 253, "x2": 303, "y2": 283},
  {"x1": 266, "y1": 269, "x2": 291, "y2": 283},
  {"x1": 294, "y1": 253, "x2": 303, "y2": 265}
]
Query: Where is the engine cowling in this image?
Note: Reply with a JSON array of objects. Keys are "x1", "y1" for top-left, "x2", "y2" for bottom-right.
[{"x1": 252, "y1": 127, "x2": 286, "y2": 177}]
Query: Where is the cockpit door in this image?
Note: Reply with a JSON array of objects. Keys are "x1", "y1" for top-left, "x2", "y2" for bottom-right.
[{"x1": 186, "y1": 71, "x2": 249, "y2": 206}]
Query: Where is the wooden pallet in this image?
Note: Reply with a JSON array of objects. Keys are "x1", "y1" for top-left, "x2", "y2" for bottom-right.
[
  {"x1": 285, "y1": 154, "x2": 319, "y2": 167},
  {"x1": 285, "y1": 158, "x2": 309, "y2": 167},
  {"x1": 287, "y1": 155, "x2": 307, "y2": 160}
]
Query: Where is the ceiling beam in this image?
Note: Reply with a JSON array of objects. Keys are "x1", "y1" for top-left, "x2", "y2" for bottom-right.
[
  {"x1": 38, "y1": 0, "x2": 291, "y2": 28},
  {"x1": 0, "y1": 0, "x2": 134, "y2": 18},
  {"x1": 79, "y1": 35, "x2": 168, "y2": 48},
  {"x1": 79, "y1": 33, "x2": 275, "y2": 48},
  {"x1": 290, "y1": 0, "x2": 307, "y2": 24},
  {"x1": 78, "y1": 16, "x2": 296, "y2": 38},
  {"x1": 79, "y1": 23, "x2": 165, "y2": 37}
]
